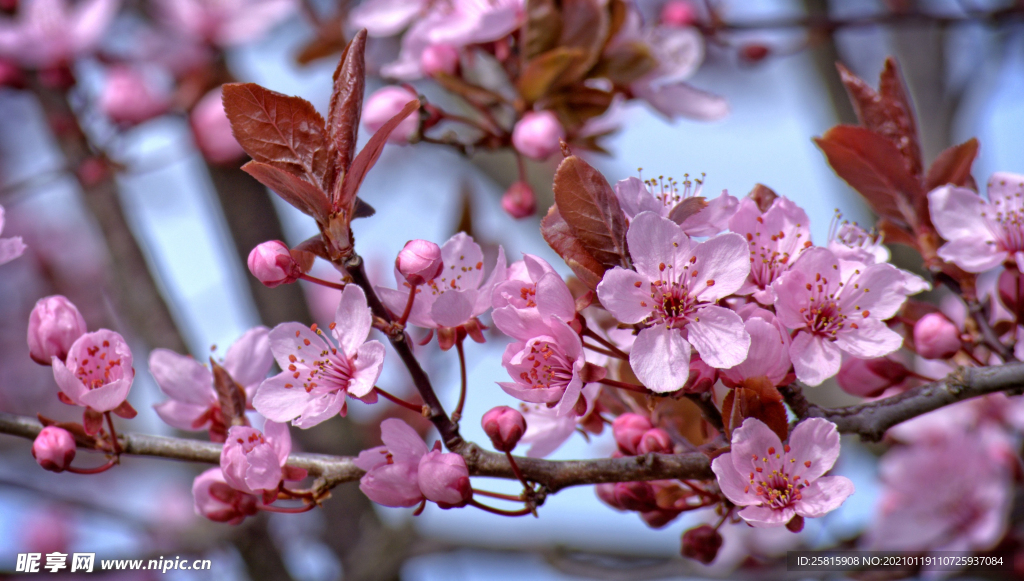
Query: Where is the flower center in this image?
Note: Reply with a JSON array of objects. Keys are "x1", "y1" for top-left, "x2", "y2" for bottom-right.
[
  {"x1": 985, "y1": 197, "x2": 1024, "y2": 255},
  {"x1": 743, "y1": 446, "x2": 811, "y2": 510},
  {"x1": 282, "y1": 328, "x2": 356, "y2": 394},
  {"x1": 236, "y1": 431, "x2": 267, "y2": 454},
  {"x1": 74, "y1": 340, "x2": 124, "y2": 389},
  {"x1": 517, "y1": 340, "x2": 573, "y2": 390},
  {"x1": 646, "y1": 260, "x2": 701, "y2": 327}
]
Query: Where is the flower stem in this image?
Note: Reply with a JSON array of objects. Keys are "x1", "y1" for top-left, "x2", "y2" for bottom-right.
[
  {"x1": 105, "y1": 412, "x2": 122, "y2": 455},
  {"x1": 468, "y1": 498, "x2": 533, "y2": 517},
  {"x1": 505, "y1": 451, "x2": 530, "y2": 490},
  {"x1": 583, "y1": 329, "x2": 629, "y2": 359},
  {"x1": 258, "y1": 502, "x2": 316, "y2": 514},
  {"x1": 397, "y1": 283, "x2": 419, "y2": 326},
  {"x1": 472, "y1": 488, "x2": 525, "y2": 502},
  {"x1": 299, "y1": 273, "x2": 347, "y2": 291},
  {"x1": 374, "y1": 387, "x2": 423, "y2": 414},
  {"x1": 598, "y1": 378, "x2": 649, "y2": 394},
  {"x1": 453, "y1": 336, "x2": 468, "y2": 422},
  {"x1": 66, "y1": 457, "x2": 118, "y2": 475},
  {"x1": 583, "y1": 342, "x2": 627, "y2": 360}
]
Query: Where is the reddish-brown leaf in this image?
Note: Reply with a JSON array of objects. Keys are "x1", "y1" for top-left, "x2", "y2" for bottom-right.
[
  {"x1": 242, "y1": 161, "x2": 330, "y2": 222},
  {"x1": 212, "y1": 360, "x2": 248, "y2": 428},
  {"x1": 925, "y1": 138, "x2": 979, "y2": 191},
  {"x1": 552, "y1": 155, "x2": 629, "y2": 270},
  {"x1": 517, "y1": 47, "x2": 584, "y2": 103},
  {"x1": 523, "y1": 0, "x2": 562, "y2": 60},
  {"x1": 747, "y1": 183, "x2": 778, "y2": 212},
  {"x1": 557, "y1": 0, "x2": 610, "y2": 85},
  {"x1": 328, "y1": 29, "x2": 366, "y2": 171},
  {"x1": 222, "y1": 83, "x2": 331, "y2": 190},
  {"x1": 541, "y1": 205, "x2": 606, "y2": 290},
  {"x1": 721, "y1": 380, "x2": 787, "y2": 441},
  {"x1": 668, "y1": 197, "x2": 708, "y2": 225},
  {"x1": 814, "y1": 125, "x2": 924, "y2": 227},
  {"x1": 336, "y1": 99, "x2": 419, "y2": 211},
  {"x1": 837, "y1": 59, "x2": 923, "y2": 179}
]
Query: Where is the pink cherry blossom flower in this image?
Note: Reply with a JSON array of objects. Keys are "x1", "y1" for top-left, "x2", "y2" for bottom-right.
[
  {"x1": 151, "y1": 326, "x2": 272, "y2": 440},
  {"x1": 491, "y1": 253, "x2": 575, "y2": 341},
  {"x1": 52, "y1": 329, "x2": 134, "y2": 413},
  {"x1": 378, "y1": 232, "x2": 506, "y2": 335},
  {"x1": 190, "y1": 87, "x2": 245, "y2": 164},
  {"x1": 929, "y1": 171, "x2": 1024, "y2": 273},
  {"x1": 192, "y1": 467, "x2": 259, "y2": 524},
  {"x1": 27, "y1": 295, "x2": 87, "y2": 365},
  {"x1": 836, "y1": 356, "x2": 908, "y2": 398},
  {"x1": 719, "y1": 311, "x2": 791, "y2": 389},
  {"x1": 349, "y1": 0, "x2": 428, "y2": 37},
  {"x1": 220, "y1": 422, "x2": 291, "y2": 499},
  {"x1": 355, "y1": 418, "x2": 428, "y2": 508},
  {"x1": 99, "y1": 65, "x2": 170, "y2": 125},
  {"x1": 155, "y1": 0, "x2": 296, "y2": 47},
  {"x1": 254, "y1": 285, "x2": 385, "y2": 428},
  {"x1": 0, "y1": 204, "x2": 26, "y2": 265},
  {"x1": 772, "y1": 247, "x2": 910, "y2": 386},
  {"x1": 0, "y1": 0, "x2": 120, "y2": 68},
  {"x1": 362, "y1": 86, "x2": 419, "y2": 144},
  {"x1": 728, "y1": 196, "x2": 812, "y2": 305},
  {"x1": 612, "y1": 413, "x2": 653, "y2": 455},
  {"x1": 864, "y1": 434, "x2": 1011, "y2": 552},
  {"x1": 596, "y1": 211, "x2": 751, "y2": 393},
  {"x1": 420, "y1": 43, "x2": 459, "y2": 76},
  {"x1": 828, "y1": 221, "x2": 929, "y2": 296},
  {"x1": 517, "y1": 383, "x2": 600, "y2": 458},
  {"x1": 418, "y1": 448, "x2": 472, "y2": 508},
  {"x1": 497, "y1": 316, "x2": 585, "y2": 415},
  {"x1": 712, "y1": 417, "x2": 854, "y2": 528},
  {"x1": 615, "y1": 176, "x2": 737, "y2": 237},
  {"x1": 32, "y1": 426, "x2": 76, "y2": 472},
  {"x1": 914, "y1": 312, "x2": 961, "y2": 360},
  {"x1": 661, "y1": 1, "x2": 697, "y2": 27}
]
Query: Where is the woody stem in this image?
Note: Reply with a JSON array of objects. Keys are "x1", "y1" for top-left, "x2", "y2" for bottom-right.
[{"x1": 598, "y1": 378, "x2": 650, "y2": 394}]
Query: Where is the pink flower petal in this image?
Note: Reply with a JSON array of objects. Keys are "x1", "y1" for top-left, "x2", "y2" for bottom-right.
[
  {"x1": 630, "y1": 325, "x2": 691, "y2": 393},
  {"x1": 149, "y1": 348, "x2": 216, "y2": 406},
  {"x1": 223, "y1": 326, "x2": 272, "y2": 389},
  {"x1": 626, "y1": 211, "x2": 691, "y2": 280},
  {"x1": 711, "y1": 453, "x2": 760, "y2": 506},
  {"x1": 333, "y1": 285, "x2": 373, "y2": 355},
  {"x1": 430, "y1": 288, "x2": 475, "y2": 328},
  {"x1": 936, "y1": 236, "x2": 1005, "y2": 273},
  {"x1": 786, "y1": 418, "x2": 841, "y2": 482},
  {"x1": 154, "y1": 400, "x2": 209, "y2": 430},
  {"x1": 789, "y1": 331, "x2": 841, "y2": 387},
  {"x1": 927, "y1": 185, "x2": 991, "y2": 243},
  {"x1": 795, "y1": 475, "x2": 854, "y2": 518},
  {"x1": 380, "y1": 418, "x2": 428, "y2": 464},
  {"x1": 262, "y1": 420, "x2": 292, "y2": 466},
  {"x1": 688, "y1": 232, "x2": 750, "y2": 302},
  {"x1": 834, "y1": 317, "x2": 903, "y2": 359},
  {"x1": 677, "y1": 192, "x2": 738, "y2": 237},
  {"x1": 349, "y1": 340, "x2": 386, "y2": 398},
  {"x1": 596, "y1": 267, "x2": 652, "y2": 324},
  {"x1": 738, "y1": 504, "x2": 794, "y2": 528},
  {"x1": 253, "y1": 373, "x2": 315, "y2": 424},
  {"x1": 687, "y1": 305, "x2": 749, "y2": 368},
  {"x1": 293, "y1": 392, "x2": 347, "y2": 428},
  {"x1": 359, "y1": 461, "x2": 424, "y2": 507}
]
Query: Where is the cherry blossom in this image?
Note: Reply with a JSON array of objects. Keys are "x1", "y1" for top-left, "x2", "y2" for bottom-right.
[
  {"x1": 0, "y1": 205, "x2": 26, "y2": 266},
  {"x1": 913, "y1": 312, "x2": 961, "y2": 360},
  {"x1": 155, "y1": 0, "x2": 296, "y2": 47},
  {"x1": 929, "y1": 172, "x2": 1024, "y2": 273},
  {"x1": 501, "y1": 181, "x2": 536, "y2": 219},
  {"x1": 491, "y1": 253, "x2": 575, "y2": 341},
  {"x1": 596, "y1": 211, "x2": 750, "y2": 392},
  {"x1": 220, "y1": 422, "x2": 291, "y2": 500},
  {"x1": 865, "y1": 434, "x2": 1011, "y2": 552},
  {"x1": 190, "y1": 87, "x2": 245, "y2": 164},
  {"x1": 52, "y1": 329, "x2": 135, "y2": 417},
  {"x1": 827, "y1": 221, "x2": 929, "y2": 296},
  {"x1": 497, "y1": 316, "x2": 585, "y2": 415},
  {"x1": 0, "y1": 0, "x2": 120, "y2": 68},
  {"x1": 728, "y1": 196, "x2": 812, "y2": 305},
  {"x1": 377, "y1": 232, "x2": 506, "y2": 339},
  {"x1": 517, "y1": 383, "x2": 600, "y2": 458},
  {"x1": 772, "y1": 247, "x2": 910, "y2": 386},
  {"x1": 719, "y1": 310, "x2": 791, "y2": 389},
  {"x1": 615, "y1": 175, "x2": 738, "y2": 237},
  {"x1": 98, "y1": 65, "x2": 170, "y2": 125},
  {"x1": 32, "y1": 426, "x2": 76, "y2": 472},
  {"x1": 248, "y1": 241, "x2": 303, "y2": 287},
  {"x1": 27, "y1": 295, "x2": 87, "y2": 365},
  {"x1": 481, "y1": 406, "x2": 526, "y2": 452},
  {"x1": 362, "y1": 86, "x2": 419, "y2": 144},
  {"x1": 396, "y1": 239, "x2": 443, "y2": 285},
  {"x1": 712, "y1": 418, "x2": 854, "y2": 528},
  {"x1": 355, "y1": 418, "x2": 472, "y2": 509},
  {"x1": 150, "y1": 326, "x2": 272, "y2": 440},
  {"x1": 254, "y1": 285, "x2": 385, "y2": 428},
  {"x1": 192, "y1": 467, "x2": 259, "y2": 524}
]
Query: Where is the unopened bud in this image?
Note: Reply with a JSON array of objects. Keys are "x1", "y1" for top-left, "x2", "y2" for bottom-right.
[
  {"x1": 363, "y1": 86, "x2": 419, "y2": 144},
  {"x1": 913, "y1": 313, "x2": 961, "y2": 360},
  {"x1": 512, "y1": 111, "x2": 565, "y2": 160},
  {"x1": 998, "y1": 268, "x2": 1024, "y2": 318},
  {"x1": 396, "y1": 239, "x2": 443, "y2": 285},
  {"x1": 501, "y1": 181, "x2": 536, "y2": 219},
  {"x1": 27, "y1": 295, "x2": 87, "y2": 365},
  {"x1": 660, "y1": 1, "x2": 697, "y2": 27},
  {"x1": 32, "y1": 426, "x2": 76, "y2": 472},
  {"x1": 481, "y1": 406, "x2": 526, "y2": 452},
  {"x1": 837, "y1": 357, "x2": 908, "y2": 398},
  {"x1": 681, "y1": 524, "x2": 723, "y2": 564},
  {"x1": 613, "y1": 481, "x2": 659, "y2": 512},
  {"x1": 637, "y1": 428, "x2": 673, "y2": 454},
  {"x1": 418, "y1": 450, "x2": 473, "y2": 509},
  {"x1": 191, "y1": 88, "x2": 245, "y2": 164},
  {"x1": 612, "y1": 413, "x2": 653, "y2": 455},
  {"x1": 248, "y1": 241, "x2": 302, "y2": 287},
  {"x1": 420, "y1": 44, "x2": 459, "y2": 77},
  {"x1": 740, "y1": 44, "x2": 771, "y2": 63},
  {"x1": 595, "y1": 483, "x2": 622, "y2": 509},
  {"x1": 786, "y1": 514, "x2": 805, "y2": 533}
]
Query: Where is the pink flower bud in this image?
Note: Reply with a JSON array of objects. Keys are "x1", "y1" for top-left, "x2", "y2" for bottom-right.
[
  {"x1": 221, "y1": 426, "x2": 284, "y2": 496},
  {"x1": 418, "y1": 450, "x2": 472, "y2": 508},
  {"x1": 512, "y1": 111, "x2": 565, "y2": 160},
  {"x1": 247, "y1": 241, "x2": 302, "y2": 287},
  {"x1": 595, "y1": 482, "x2": 622, "y2": 509},
  {"x1": 660, "y1": 1, "x2": 697, "y2": 27},
  {"x1": 27, "y1": 295, "x2": 87, "y2": 365},
  {"x1": 99, "y1": 66, "x2": 169, "y2": 125},
  {"x1": 363, "y1": 86, "x2": 419, "y2": 144},
  {"x1": 482, "y1": 406, "x2": 526, "y2": 452},
  {"x1": 32, "y1": 426, "x2": 76, "y2": 472},
  {"x1": 613, "y1": 481, "x2": 658, "y2": 512},
  {"x1": 641, "y1": 508, "x2": 682, "y2": 528},
  {"x1": 913, "y1": 313, "x2": 961, "y2": 360},
  {"x1": 501, "y1": 181, "x2": 536, "y2": 219},
  {"x1": 998, "y1": 268, "x2": 1024, "y2": 317},
  {"x1": 612, "y1": 413, "x2": 654, "y2": 455},
  {"x1": 192, "y1": 468, "x2": 260, "y2": 525},
  {"x1": 191, "y1": 88, "x2": 245, "y2": 164},
  {"x1": 837, "y1": 357, "x2": 909, "y2": 398},
  {"x1": 396, "y1": 239, "x2": 443, "y2": 285},
  {"x1": 420, "y1": 44, "x2": 459, "y2": 76},
  {"x1": 637, "y1": 428, "x2": 673, "y2": 455},
  {"x1": 740, "y1": 44, "x2": 771, "y2": 63},
  {"x1": 680, "y1": 524, "x2": 723, "y2": 564}
]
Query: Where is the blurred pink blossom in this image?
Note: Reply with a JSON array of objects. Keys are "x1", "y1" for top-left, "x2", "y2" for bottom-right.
[
  {"x1": 512, "y1": 111, "x2": 564, "y2": 161},
  {"x1": 99, "y1": 65, "x2": 170, "y2": 125},
  {"x1": 193, "y1": 467, "x2": 260, "y2": 524},
  {"x1": 191, "y1": 87, "x2": 245, "y2": 164},
  {"x1": 362, "y1": 86, "x2": 419, "y2": 143},
  {"x1": 221, "y1": 422, "x2": 291, "y2": 498},
  {"x1": 929, "y1": 172, "x2": 1024, "y2": 273},
  {"x1": 0, "y1": 205, "x2": 26, "y2": 266},
  {"x1": 155, "y1": 0, "x2": 296, "y2": 47},
  {"x1": 27, "y1": 295, "x2": 87, "y2": 365},
  {"x1": 0, "y1": 0, "x2": 120, "y2": 68},
  {"x1": 32, "y1": 426, "x2": 76, "y2": 472}
]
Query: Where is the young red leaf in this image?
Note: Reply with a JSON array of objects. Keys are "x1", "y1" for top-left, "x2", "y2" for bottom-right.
[
  {"x1": 747, "y1": 183, "x2": 778, "y2": 213},
  {"x1": 836, "y1": 59, "x2": 922, "y2": 179},
  {"x1": 925, "y1": 138, "x2": 979, "y2": 192},
  {"x1": 523, "y1": 0, "x2": 563, "y2": 60},
  {"x1": 541, "y1": 205, "x2": 606, "y2": 290},
  {"x1": 242, "y1": 161, "x2": 330, "y2": 223},
  {"x1": 552, "y1": 155, "x2": 629, "y2": 270},
  {"x1": 335, "y1": 99, "x2": 419, "y2": 212},
  {"x1": 222, "y1": 83, "x2": 332, "y2": 190},
  {"x1": 557, "y1": 0, "x2": 611, "y2": 85},
  {"x1": 518, "y1": 47, "x2": 585, "y2": 104},
  {"x1": 327, "y1": 29, "x2": 367, "y2": 171},
  {"x1": 667, "y1": 196, "x2": 708, "y2": 225},
  {"x1": 814, "y1": 125, "x2": 924, "y2": 228}
]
